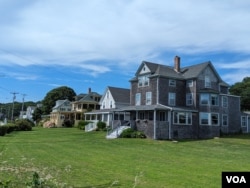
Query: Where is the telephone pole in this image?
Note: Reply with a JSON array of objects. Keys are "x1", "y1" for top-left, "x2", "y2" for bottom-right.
[
  {"x1": 21, "y1": 94, "x2": 27, "y2": 119},
  {"x1": 11, "y1": 92, "x2": 19, "y2": 122}
]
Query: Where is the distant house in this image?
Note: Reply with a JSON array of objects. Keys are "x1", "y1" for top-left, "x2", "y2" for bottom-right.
[
  {"x1": 85, "y1": 86, "x2": 130, "y2": 126},
  {"x1": 71, "y1": 88, "x2": 101, "y2": 125},
  {"x1": 50, "y1": 99, "x2": 73, "y2": 127},
  {"x1": 26, "y1": 106, "x2": 36, "y2": 121},
  {"x1": 119, "y1": 56, "x2": 243, "y2": 139},
  {"x1": 241, "y1": 111, "x2": 250, "y2": 133}
]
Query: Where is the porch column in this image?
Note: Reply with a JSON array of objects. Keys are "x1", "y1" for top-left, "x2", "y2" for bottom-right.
[
  {"x1": 153, "y1": 109, "x2": 156, "y2": 140},
  {"x1": 168, "y1": 110, "x2": 172, "y2": 139}
]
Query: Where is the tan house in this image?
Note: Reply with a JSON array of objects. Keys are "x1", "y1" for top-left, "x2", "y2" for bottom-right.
[
  {"x1": 50, "y1": 99, "x2": 73, "y2": 127},
  {"x1": 71, "y1": 88, "x2": 101, "y2": 125}
]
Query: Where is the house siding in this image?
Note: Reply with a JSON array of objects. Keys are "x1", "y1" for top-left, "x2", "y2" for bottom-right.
[{"x1": 126, "y1": 59, "x2": 242, "y2": 140}]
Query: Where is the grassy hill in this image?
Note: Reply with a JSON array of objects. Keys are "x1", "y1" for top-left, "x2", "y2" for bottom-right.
[{"x1": 0, "y1": 128, "x2": 250, "y2": 187}]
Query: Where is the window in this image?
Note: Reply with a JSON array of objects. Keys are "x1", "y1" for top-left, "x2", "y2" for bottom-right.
[
  {"x1": 222, "y1": 96, "x2": 228, "y2": 108},
  {"x1": 200, "y1": 113, "x2": 209, "y2": 125},
  {"x1": 200, "y1": 113, "x2": 219, "y2": 125},
  {"x1": 187, "y1": 80, "x2": 193, "y2": 87},
  {"x1": 159, "y1": 111, "x2": 166, "y2": 121},
  {"x1": 174, "y1": 112, "x2": 192, "y2": 125},
  {"x1": 222, "y1": 114, "x2": 228, "y2": 126},
  {"x1": 138, "y1": 75, "x2": 149, "y2": 87},
  {"x1": 135, "y1": 93, "x2": 141, "y2": 106},
  {"x1": 102, "y1": 102, "x2": 105, "y2": 109},
  {"x1": 139, "y1": 112, "x2": 144, "y2": 120},
  {"x1": 205, "y1": 76, "x2": 211, "y2": 88},
  {"x1": 211, "y1": 113, "x2": 219, "y2": 125},
  {"x1": 169, "y1": 79, "x2": 176, "y2": 87},
  {"x1": 168, "y1": 92, "x2": 176, "y2": 106},
  {"x1": 110, "y1": 100, "x2": 113, "y2": 108},
  {"x1": 211, "y1": 94, "x2": 219, "y2": 106},
  {"x1": 241, "y1": 116, "x2": 247, "y2": 127},
  {"x1": 200, "y1": 93, "x2": 219, "y2": 106},
  {"x1": 200, "y1": 94, "x2": 209, "y2": 105},
  {"x1": 186, "y1": 93, "x2": 193, "y2": 106},
  {"x1": 146, "y1": 92, "x2": 152, "y2": 105}
]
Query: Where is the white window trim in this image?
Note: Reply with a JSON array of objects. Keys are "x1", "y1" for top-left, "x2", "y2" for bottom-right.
[
  {"x1": 200, "y1": 93, "x2": 210, "y2": 106},
  {"x1": 241, "y1": 116, "x2": 247, "y2": 127},
  {"x1": 222, "y1": 114, "x2": 228, "y2": 126},
  {"x1": 146, "y1": 92, "x2": 152, "y2": 105},
  {"x1": 168, "y1": 92, "x2": 176, "y2": 106},
  {"x1": 169, "y1": 79, "x2": 176, "y2": 87},
  {"x1": 138, "y1": 75, "x2": 150, "y2": 87},
  {"x1": 135, "y1": 93, "x2": 141, "y2": 106},
  {"x1": 222, "y1": 96, "x2": 228, "y2": 108},
  {"x1": 187, "y1": 80, "x2": 193, "y2": 87},
  {"x1": 186, "y1": 93, "x2": 193, "y2": 106},
  {"x1": 205, "y1": 76, "x2": 211, "y2": 88},
  {"x1": 173, "y1": 112, "x2": 192, "y2": 125},
  {"x1": 211, "y1": 94, "x2": 219, "y2": 106},
  {"x1": 200, "y1": 112, "x2": 219, "y2": 126}
]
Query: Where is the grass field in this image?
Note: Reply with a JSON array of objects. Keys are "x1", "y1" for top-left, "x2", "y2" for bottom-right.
[{"x1": 0, "y1": 127, "x2": 250, "y2": 188}]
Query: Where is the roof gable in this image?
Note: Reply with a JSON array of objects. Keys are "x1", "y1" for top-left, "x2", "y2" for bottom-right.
[{"x1": 135, "y1": 61, "x2": 159, "y2": 76}]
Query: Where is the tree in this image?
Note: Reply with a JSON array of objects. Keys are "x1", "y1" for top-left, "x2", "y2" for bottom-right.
[
  {"x1": 42, "y1": 86, "x2": 76, "y2": 115},
  {"x1": 229, "y1": 77, "x2": 250, "y2": 110},
  {"x1": 32, "y1": 107, "x2": 42, "y2": 122}
]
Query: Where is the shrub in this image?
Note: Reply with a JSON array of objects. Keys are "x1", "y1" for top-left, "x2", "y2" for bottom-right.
[
  {"x1": 6, "y1": 123, "x2": 18, "y2": 134},
  {"x1": 63, "y1": 119, "x2": 74, "y2": 127},
  {"x1": 96, "y1": 121, "x2": 106, "y2": 131},
  {"x1": 15, "y1": 119, "x2": 33, "y2": 131},
  {"x1": 0, "y1": 126, "x2": 8, "y2": 136},
  {"x1": 77, "y1": 121, "x2": 92, "y2": 130},
  {"x1": 120, "y1": 128, "x2": 146, "y2": 138}
]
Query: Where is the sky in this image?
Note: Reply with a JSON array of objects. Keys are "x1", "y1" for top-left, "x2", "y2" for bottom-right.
[{"x1": 0, "y1": 0, "x2": 250, "y2": 103}]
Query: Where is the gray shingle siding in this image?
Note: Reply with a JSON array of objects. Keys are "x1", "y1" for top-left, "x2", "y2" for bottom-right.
[{"x1": 126, "y1": 58, "x2": 242, "y2": 139}]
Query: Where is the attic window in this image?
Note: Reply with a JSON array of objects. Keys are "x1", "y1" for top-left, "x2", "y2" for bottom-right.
[{"x1": 138, "y1": 75, "x2": 149, "y2": 87}]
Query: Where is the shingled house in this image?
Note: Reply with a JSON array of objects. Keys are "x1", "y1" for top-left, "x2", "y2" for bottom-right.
[
  {"x1": 122, "y1": 56, "x2": 242, "y2": 139},
  {"x1": 85, "y1": 86, "x2": 130, "y2": 127}
]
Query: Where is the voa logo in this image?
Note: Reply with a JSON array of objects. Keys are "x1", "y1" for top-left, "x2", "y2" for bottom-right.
[{"x1": 226, "y1": 176, "x2": 246, "y2": 184}]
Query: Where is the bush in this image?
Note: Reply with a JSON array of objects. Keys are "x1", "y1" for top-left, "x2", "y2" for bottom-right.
[
  {"x1": 96, "y1": 121, "x2": 106, "y2": 131},
  {"x1": 15, "y1": 119, "x2": 33, "y2": 131},
  {"x1": 0, "y1": 126, "x2": 8, "y2": 136},
  {"x1": 77, "y1": 121, "x2": 92, "y2": 130},
  {"x1": 120, "y1": 128, "x2": 146, "y2": 138},
  {"x1": 6, "y1": 123, "x2": 18, "y2": 133},
  {"x1": 63, "y1": 119, "x2": 74, "y2": 127}
]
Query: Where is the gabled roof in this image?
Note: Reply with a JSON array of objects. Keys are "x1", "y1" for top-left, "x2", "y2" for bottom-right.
[
  {"x1": 133, "y1": 59, "x2": 229, "y2": 86},
  {"x1": 52, "y1": 99, "x2": 70, "y2": 109},
  {"x1": 108, "y1": 86, "x2": 130, "y2": 104}
]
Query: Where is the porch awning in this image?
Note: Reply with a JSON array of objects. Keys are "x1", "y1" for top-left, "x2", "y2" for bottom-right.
[
  {"x1": 120, "y1": 104, "x2": 198, "y2": 112},
  {"x1": 84, "y1": 108, "x2": 125, "y2": 115}
]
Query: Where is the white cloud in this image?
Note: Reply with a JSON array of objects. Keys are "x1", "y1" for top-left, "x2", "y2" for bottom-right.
[{"x1": 0, "y1": 0, "x2": 250, "y2": 73}]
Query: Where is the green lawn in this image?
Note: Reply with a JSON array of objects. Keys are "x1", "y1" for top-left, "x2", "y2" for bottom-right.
[{"x1": 0, "y1": 128, "x2": 250, "y2": 188}]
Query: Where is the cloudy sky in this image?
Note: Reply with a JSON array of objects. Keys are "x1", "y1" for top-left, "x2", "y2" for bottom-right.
[{"x1": 0, "y1": 0, "x2": 250, "y2": 103}]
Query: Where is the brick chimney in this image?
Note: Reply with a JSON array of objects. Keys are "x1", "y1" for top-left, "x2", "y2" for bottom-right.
[{"x1": 174, "y1": 56, "x2": 181, "y2": 72}]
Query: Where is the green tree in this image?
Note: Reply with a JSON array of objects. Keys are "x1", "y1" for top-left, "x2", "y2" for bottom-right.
[
  {"x1": 32, "y1": 107, "x2": 43, "y2": 122},
  {"x1": 42, "y1": 86, "x2": 76, "y2": 114},
  {"x1": 230, "y1": 77, "x2": 250, "y2": 110}
]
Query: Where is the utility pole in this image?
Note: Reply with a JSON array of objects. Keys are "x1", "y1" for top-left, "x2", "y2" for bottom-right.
[
  {"x1": 21, "y1": 94, "x2": 27, "y2": 119},
  {"x1": 11, "y1": 92, "x2": 19, "y2": 122}
]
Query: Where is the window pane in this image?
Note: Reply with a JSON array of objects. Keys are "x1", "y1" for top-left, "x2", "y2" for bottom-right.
[
  {"x1": 211, "y1": 94, "x2": 218, "y2": 106},
  {"x1": 200, "y1": 94, "x2": 209, "y2": 105},
  {"x1": 211, "y1": 114, "x2": 219, "y2": 125},
  {"x1": 200, "y1": 113, "x2": 209, "y2": 125}
]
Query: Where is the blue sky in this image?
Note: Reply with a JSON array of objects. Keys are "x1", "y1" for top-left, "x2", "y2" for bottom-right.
[{"x1": 0, "y1": 0, "x2": 250, "y2": 103}]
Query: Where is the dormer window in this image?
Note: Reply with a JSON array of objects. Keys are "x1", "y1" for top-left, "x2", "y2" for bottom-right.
[
  {"x1": 187, "y1": 80, "x2": 193, "y2": 87},
  {"x1": 138, "y1": 75, "x2": 149, "y2": 87},
  {"x1": 205, "y1": 76, "x2": 211, "y2": 88},
  {"x1": 169, "y1": 79, "x2": 176, "y2": 87}
]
